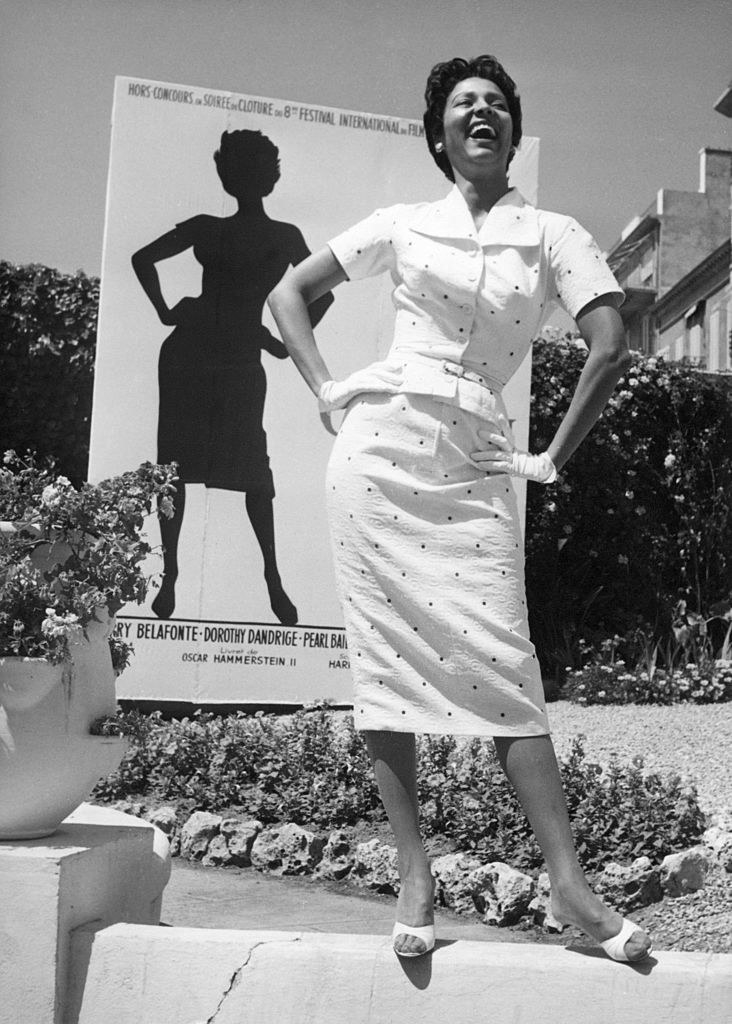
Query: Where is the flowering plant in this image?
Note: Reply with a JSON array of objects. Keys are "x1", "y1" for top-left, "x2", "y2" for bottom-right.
[
  {"x1": 563, "y1": 632, "x2": 732, "y2": 705},
  {"x1": 526, "y1": 331, "x2": 732, "y2": 681},
  {"x1": 0, "y1": 451, "x2": 177, "y2": 669}
]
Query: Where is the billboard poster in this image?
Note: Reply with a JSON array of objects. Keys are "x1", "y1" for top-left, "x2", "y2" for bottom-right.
[{"x1": 90, "y1": 76, "x2": 539, "y2": 703}]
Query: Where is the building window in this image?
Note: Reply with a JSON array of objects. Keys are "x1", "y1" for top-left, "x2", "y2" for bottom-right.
[
  {"x1": 684, "y1": 301, "x2": 705, "y2": 364},
  {"x1": 708, "y1": 310, "x2": 721, "y2": 372},
  {"x1": 640, "y1": 247, "x2": 655, "y2": 286}
]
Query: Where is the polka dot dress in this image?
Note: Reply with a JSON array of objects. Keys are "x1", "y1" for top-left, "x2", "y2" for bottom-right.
[{"x1": 326, "y1": 391, "x2": 549, "y2": 737}]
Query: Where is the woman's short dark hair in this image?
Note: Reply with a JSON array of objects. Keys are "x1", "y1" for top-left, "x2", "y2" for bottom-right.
[{"x1": 423, "y1": 55, "x2": 522, "y2": 181}]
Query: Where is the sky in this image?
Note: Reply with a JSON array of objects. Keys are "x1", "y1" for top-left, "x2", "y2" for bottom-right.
[{"x1": 1, "y1": 0, "x2": 730, "y2": 276}]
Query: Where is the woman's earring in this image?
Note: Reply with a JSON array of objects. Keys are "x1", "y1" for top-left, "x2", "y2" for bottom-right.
[{"x1": 434, "y1": 142, "x2": 444, "y2": 153}]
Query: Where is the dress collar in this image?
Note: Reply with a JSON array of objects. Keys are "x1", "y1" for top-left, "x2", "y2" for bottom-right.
[{"x1": 410, "y1": 185, "x2": 539, "y2": 246}]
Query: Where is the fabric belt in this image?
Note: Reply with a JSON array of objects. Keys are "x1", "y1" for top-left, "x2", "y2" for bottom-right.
[
  {"x1": 438, "y1": 359, "x2": 503, "y2": 392},
  {"x1": 393, "y1": 352, "x2": 505, "y2": 393}
]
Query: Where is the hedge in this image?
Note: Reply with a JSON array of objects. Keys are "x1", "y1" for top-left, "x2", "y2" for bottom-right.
[
  {"x1": 526, "y1": 332, "x2": 732, "y2": 681},
  {"x1": 0, "y1": 261, "x2": 98, "y2": 485}
]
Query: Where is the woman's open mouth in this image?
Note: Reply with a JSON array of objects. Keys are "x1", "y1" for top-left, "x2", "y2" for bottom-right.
[{"x1": 467, "y1": 123, "x2": 497, "y2": 141}]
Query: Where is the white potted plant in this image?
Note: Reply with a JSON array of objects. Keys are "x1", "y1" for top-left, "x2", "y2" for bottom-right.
[{"x1": 0, "y1": 451, "x2": 176, "y2": 839}]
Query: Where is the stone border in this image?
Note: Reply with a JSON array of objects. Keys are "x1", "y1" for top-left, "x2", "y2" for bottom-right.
[{"x1": 105, "y1": 800, "x2": 732, "y2": 930}]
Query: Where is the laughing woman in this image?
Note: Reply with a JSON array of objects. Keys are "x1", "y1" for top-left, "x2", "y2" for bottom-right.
[{"x1": 268, "y1": 55, "x2": 652, "y2": 963}]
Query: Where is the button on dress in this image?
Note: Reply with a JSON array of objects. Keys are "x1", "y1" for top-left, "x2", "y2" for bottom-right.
[{"x1": 325, "y1": 187, "x2": 623, "y2": 736}]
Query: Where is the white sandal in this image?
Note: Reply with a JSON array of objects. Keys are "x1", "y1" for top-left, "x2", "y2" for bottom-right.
[
  {"x1": 599, "y1": 917, "x2": 653, "y2": 962},
  {"x1": 392, "y1": 921, "x2": 435, "y2": 958}
]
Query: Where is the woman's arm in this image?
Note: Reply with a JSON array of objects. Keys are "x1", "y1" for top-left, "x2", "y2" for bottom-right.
[
  {"x1": 267, "y1": 247, "x2": 348, "y2": 396},
  {"x1": 285, "y1": 226, "x2": 335, "y2": 330},
  {"x1": 131, "y1": 228, "x2": 193, "y2": 325},
  {"x1": 546, "y1": 296, "x2": 631, "y2": 471}
]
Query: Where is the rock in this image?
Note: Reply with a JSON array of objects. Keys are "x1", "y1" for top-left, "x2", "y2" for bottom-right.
[
  {"x1": 313, "y1": 830, "x2": 355, "y2": 880},
  {"x1": 659, "y1": 847, "x2": 709, "y2": 897},
  {"x1": 145, "y1": 806, "x2": 178, "y2": 836},
  {"x1": 528, "y1": 872, "x2": 565, "y2": 932},
  {"x1": 594, "y1": 857, "x2": 662, "y2": 912},
  {"x1": 709, "y1": 807, "x2": 732, "y2": 832},
  {"x1": 701, "y1": 826, "x2": 732, "y2": 872},
  {"x1": 250, "y1": 823, "x2": 323, "y2": 875},
  {"x1": 467, "y1": 862, "x2": 535, "y2": 926},
  {"x1": 202, "y1": 834, "x2": 233, "y2": 867},
  {"x1": 431, "y1": 853, "x2": 482, "y2": 914},
  {"x1": 351, "y1": 839, "x2": 400, "y2": 895},
  {"x1": 220, "y1": 818, "x2": 263, "y2": 868},
  {"x1": 179, "y1": 811, "x2": 223, "y2": 860}
]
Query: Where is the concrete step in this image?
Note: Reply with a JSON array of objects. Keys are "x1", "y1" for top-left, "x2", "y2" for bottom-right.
[{"x1": 78, "y1": 924, "x2": 732, "y2": 1024}]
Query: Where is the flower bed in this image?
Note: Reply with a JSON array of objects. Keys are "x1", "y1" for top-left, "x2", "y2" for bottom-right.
[
  {"x1": 93, "y1": 705, "x2": 706, "y2": 874},
  {"x1": 564, "y1": 658, "x2": 732, "y2": 706}
]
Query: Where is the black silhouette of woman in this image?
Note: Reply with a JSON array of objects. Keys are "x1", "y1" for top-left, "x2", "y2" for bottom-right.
[{"x1": 132, "y1": 130, "x2": 332, "y2": 624}]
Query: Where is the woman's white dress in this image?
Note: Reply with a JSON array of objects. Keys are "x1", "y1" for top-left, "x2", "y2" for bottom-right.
[{"x1": 325, "y1": 186, "x2": 623, "y2": 736}]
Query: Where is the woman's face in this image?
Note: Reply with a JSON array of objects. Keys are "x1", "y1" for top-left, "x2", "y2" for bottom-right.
[{"x1": 438, "y1": 76, "x2": 514, "y2": 181}]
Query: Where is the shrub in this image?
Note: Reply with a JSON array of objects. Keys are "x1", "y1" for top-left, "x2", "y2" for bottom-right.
[
  {"x1": 93, "y1": 707, "x2": 705, "y2": 872},
  {"x1": 0, "y1": 452, "x2": 177, "y2": 664},
  {"x1": 0, "y1": 262, "x2": 98, "y2": 485},
  {"x1": 527, "y1": 333, "x2": 732, "y2": 680},
  {"x1": 564, "y1": 658, "x2": 732, "y2": 706},
  {"x1": 562, "y1": 627, "x2": 732, "y2": 705}
]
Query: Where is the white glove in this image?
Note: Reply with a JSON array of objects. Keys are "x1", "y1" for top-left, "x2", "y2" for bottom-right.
[
  {"x1": 470, "y1": 431, "x2": 557, "y2": 483},
  {"x1": 317, "y1": 365, "x2": 402, "y2": 413}
]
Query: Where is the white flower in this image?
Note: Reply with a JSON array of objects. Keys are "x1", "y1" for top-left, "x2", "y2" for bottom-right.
[
  {"x1": 625, "y1": 490, "x2": 634, "y2": 500},
  {"x1": 664, "y1": 454, "x2": 676, "y2": 469},
  {"x1": 41, "y1": 476, "x2": 73, "y2": 508},
  {"x1": 41, "y1": 484, "x2": 60, "y2": 506},
  {"x1": 41, "y1": 608, "x2": 81, "y2": 640},
  {"x1": 635, "y1": 506, "x2": 646, "y2": 516},
  {"x1": 618, "y1": 554, "x2": 629, "y2": 565}
]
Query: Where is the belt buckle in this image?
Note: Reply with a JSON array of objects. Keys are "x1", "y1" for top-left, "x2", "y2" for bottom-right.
[{"x1": 442, "y1": 360, "x2": 465, "y2": 379}]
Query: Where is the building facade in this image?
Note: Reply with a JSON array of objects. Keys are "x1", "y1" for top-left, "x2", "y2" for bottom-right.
[{"x1": 606, "y1": 147, "x2": 732, "y2": 373}]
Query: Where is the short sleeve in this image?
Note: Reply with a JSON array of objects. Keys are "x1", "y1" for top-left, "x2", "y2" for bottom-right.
[
  {"x1": 327, "y1": 206, "x2": 400, "y2": 281},
  {"x1": 548, "y1": 217, "x2": 624, "y2": 319}
]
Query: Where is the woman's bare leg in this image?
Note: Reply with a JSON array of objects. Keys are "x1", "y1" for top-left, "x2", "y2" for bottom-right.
[
  {"x1": 494, "y1": 733, "x2": 651, "y2": 959},
  {"x1": 364, "y1": 730, "x2": 435, "y2": 955}
]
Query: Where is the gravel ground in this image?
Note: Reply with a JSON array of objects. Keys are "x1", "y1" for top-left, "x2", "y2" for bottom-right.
[
  {"x1": 545, "y1": 699, "x2": 732, "y2": 817},
  {"x1": 515, "y1": 700, "x2": 732, "y2": 954},
  {"x1": 333, "y1": 700, "x2": 732, "y2": 953}
]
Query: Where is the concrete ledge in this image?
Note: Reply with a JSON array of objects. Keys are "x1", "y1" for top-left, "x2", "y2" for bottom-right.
[
  {"x1": 79, "y1": 924, "x2": 732, "y2": 1024},
  {"x1": 0, "y1": 803, "x2": 171, "y2": 1024}
]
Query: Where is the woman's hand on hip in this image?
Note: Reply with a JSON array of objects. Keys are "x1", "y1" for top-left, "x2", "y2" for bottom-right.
[{"x1": 470, "y1": 432, "x2": 557, "y2": 484}]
